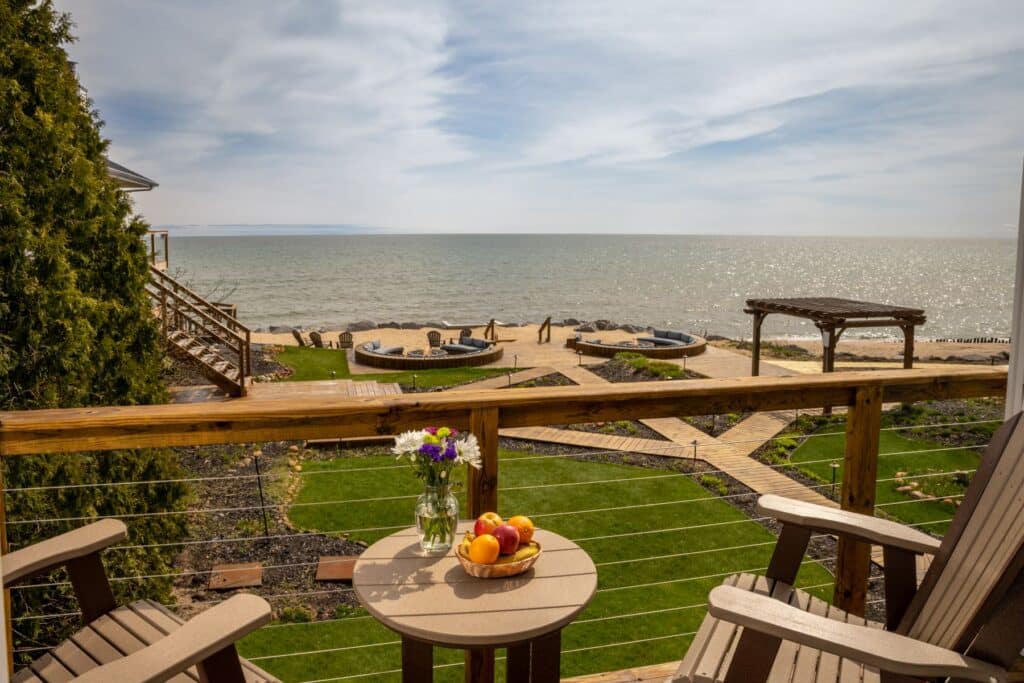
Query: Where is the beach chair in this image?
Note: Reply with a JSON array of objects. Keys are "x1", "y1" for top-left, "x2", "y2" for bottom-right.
[
  {"x1": 459, "y1": 327, "x2": 473, "y2": 341},
  {"x1": 6, "y1": 519, "x2": 278, "y2": 682},
  {"x1": 290, "y1": 328, "x2": 307, "y2": 347},
  {"x1": 427, "y1": 330, "x2": 442, "y2": 348},
  {"x1": 673, "y1": 412, "x2": 1024, "y2": 682},
  {"x1": 338, "y1": 331, "x2": 353, "y2": 349},
  {"x1": 308, "y1": 330, "x2": 325, "y2": 348}
]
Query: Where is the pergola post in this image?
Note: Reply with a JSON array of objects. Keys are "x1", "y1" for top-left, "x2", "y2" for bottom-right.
[
  {"x1": 750, "y1": 311, "x2": 766, "y2": 376},
  {"x1": 901, "y1": 324, "x2": 915, "y2": 370}
]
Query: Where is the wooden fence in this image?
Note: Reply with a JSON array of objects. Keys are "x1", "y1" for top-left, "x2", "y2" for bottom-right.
[{"x1": 0, "y1": 367, "x2": 1007, "y2": 672}]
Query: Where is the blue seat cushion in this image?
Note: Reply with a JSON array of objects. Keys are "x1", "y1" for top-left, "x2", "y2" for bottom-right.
[
  {"x1": 365, "y1": 340, "x2": 381, "y2": 351},
  {"x1": 441, "y1": 343, "x2": 478, "y2": 354},
  {"x1": 468, "y1": 338, "x2": 489, "y2": 349},
  {"x1": 638, "y1": 336, "x2": 683, "y2": 346},
  {"x1": 378, "y1": 346, "x2": 403, "y2": 355},
  {"x1": 652, "y1": 329, "x2": 670, "y2": 339}
]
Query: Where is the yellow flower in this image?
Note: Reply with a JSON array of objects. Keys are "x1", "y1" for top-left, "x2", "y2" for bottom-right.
[
  {"x1": 437, "y1": 427, "x2": 451, "y2": 438},
  {"x1": 423, "y1": 434, "x2": 440, "y2": 445}
]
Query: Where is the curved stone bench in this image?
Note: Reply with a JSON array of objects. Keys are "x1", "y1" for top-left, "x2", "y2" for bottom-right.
[
  {"x1": 573, "y1": 334, "x2": 707, "y2": 359},
  {"x1": 354, "y1": 343, "x2": 504, "y2": 370}
]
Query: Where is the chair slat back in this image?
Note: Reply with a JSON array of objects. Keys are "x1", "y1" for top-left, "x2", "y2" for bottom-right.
[{"x1": 901, "y1": 412, "x2": 1024, "y2": 650}]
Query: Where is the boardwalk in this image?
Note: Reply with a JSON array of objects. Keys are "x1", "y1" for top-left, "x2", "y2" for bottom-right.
[
  {"x1": 170, "y1": 378, "x2": 402, "y2": 403},
  {"x1": 448, "y1": 366, "x2": 555, "y2": 391}
]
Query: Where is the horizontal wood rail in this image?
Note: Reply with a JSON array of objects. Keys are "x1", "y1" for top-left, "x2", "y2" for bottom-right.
[
  {"x1": 0, "y1": 367, "x2": 1007, "y2": 622},
  {"x1": 0, "y1": 368, "x2": 1004, "y2": 456}
]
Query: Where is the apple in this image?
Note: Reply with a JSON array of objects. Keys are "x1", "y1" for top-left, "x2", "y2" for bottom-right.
[
  {"x1": 492, "y1": 524, "x2": 520, "y2": 555},
  {"x1": 474, "y1": 512, "x2": 503, "y2": 537}
]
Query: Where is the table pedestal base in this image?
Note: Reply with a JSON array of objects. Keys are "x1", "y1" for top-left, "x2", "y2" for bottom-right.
[{"x1": 401, "y1": 631, "x2": 562, "y2": 683}]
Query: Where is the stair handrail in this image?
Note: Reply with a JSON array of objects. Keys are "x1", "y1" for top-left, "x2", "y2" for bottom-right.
[
  {"x1": 147, "y1": 279, "x2": 246, "y2": 344},
  {"x1": 538, "y1": 316, "x2": 552, "y2": 344},
  {"x1": 148, "y1": 279, "x2": 250, "y2": 387},
  {"x1": 149, "y1": 266, "x2": 249, "y2": 336}
]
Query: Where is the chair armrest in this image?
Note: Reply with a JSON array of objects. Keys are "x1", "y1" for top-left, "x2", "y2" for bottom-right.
[
  {"x1": 757, "y1": 494, "x2": 940, "y2": 555},
  {"x1": 707, "y1": 585, "x2": 1005, "y2": 683},
  {"x1": 72, "y1": 594, "x2": 271, "y2": 683},
  {"x1": 3, "y1": 519, "x2": 127, "y2": 587}
]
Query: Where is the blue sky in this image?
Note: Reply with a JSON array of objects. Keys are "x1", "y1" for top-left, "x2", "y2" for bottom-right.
[{"x1": 62, "y1": 1, "x2": 1024, "y2": 235}]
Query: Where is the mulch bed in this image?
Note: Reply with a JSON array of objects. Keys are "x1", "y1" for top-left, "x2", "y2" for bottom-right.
[
  {"x1": 171, "y1": 441, "x2": 365, "y2": 621},
  {"x1": 584, "y1": 359, "x2": 701, "y2": 383},
  {"x1": 559, "y1": 421, "x2": 669, "y2": 441},
  {"x1": 509, "y1": 372, "x2": 576, "y2": 389}
]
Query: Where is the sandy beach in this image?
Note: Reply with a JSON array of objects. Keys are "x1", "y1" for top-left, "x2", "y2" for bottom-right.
[{"x1": 251, "y1": 323, "x2": 1009, "y2": 378}]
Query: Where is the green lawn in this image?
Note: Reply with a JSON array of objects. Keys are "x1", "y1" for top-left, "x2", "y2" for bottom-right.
[
  {"x1": 274, "y1": 346, "x2": 512, "y2": 389},
  {"x1": 239, "y1": 450, "x2": 834, "y2": 682},
  {"x1": 788, "y1": 423, "x2": 982, "y2": 534}
]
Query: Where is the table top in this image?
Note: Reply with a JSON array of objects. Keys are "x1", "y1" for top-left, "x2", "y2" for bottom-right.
[{"x1": 352, "y1": 522, "x2": 597, "y2": 648}]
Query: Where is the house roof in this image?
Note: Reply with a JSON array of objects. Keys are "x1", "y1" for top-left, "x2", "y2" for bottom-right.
[{"x1": 106, "y1": 159, "x2": 158, "y2": 192}]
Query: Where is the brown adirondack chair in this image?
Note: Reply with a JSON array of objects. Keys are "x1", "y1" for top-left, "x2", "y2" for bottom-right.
[
  {"x1": 290, "y1": 328, "x2": 307, "y2": 347},
  {"x1": 308, "y1": 330, "x2": 325, "y2": 348},
  {"x1": 674, "y1": 412, "x2": 1024, "y2": 683},
  {"x1": 338, "y1": 331, "x2": 353, "y2": 349},
  {"x1": 427, "y1": 330, "x2": 442, "y2": 348},
  {"x1": 6, "y1": 519, "x2": 279, "y2": 682}
]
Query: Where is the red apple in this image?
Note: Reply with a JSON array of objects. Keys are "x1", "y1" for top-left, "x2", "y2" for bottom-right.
[
  {"x1": 492, "y1": 524, "x2": 520, "y2": 555},
  {"x1": 474, "y1": 512, "x2": 503, "y2": 537}
]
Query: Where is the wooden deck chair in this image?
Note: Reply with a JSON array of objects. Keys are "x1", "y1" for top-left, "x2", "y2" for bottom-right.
[
  {"x1": 6, "y1": 519, "x2": 279, "y2": 682},
  {"x1": 290, "y1": 328, "x2": 306, "y2": 347},
  {"x1": 338, "y1": 331, "x2": 353, "y2": 349},
  {"x1": 459, "y1": 327, "x2": 473, "y2": 341},
  {"x1": 427, "y1": 330, "x2": 442, "y2": 348},
  {"x1": 308, "y1": 330, "x2": 325, "y2": 348},
  {"x1": 674, "y1": 412, "x2": 1024, "y2": 683}
]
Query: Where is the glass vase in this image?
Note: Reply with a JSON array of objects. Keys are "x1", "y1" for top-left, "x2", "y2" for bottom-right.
[{"x1": 415, "y1": 484, "x2": 459, "y2": 554}]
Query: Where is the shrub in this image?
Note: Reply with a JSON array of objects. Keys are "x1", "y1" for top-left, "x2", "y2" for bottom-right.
[
  {"x1": 278, "y1": 606, "x2": 315, "y2": 623},
  {"x1": 1, "y1": 1, "x2": 187, "y2": 661},
  {"x1": 699, "y1": 474, "x2": 730, "y2": 496}
]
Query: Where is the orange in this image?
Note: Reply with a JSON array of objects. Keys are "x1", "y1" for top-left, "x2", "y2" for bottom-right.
[
  {"x1": 507, "y1": 515, "x2": 535, "y2": 544},
  {"x1": 468, "y1": 534, "x2": 500, "y2": 564}
]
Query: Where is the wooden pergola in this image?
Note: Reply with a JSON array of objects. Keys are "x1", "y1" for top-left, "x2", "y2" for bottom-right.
[{"x1": 745, "y1": 297, "x2": 926, "y2": 376}]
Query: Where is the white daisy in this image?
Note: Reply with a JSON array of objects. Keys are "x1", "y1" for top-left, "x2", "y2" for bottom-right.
[
  {"x1": 455, "y1": 434, "x2": 482, "y2": 469},
  {"x1": 393, "y1": 430, "x2": 426, "y2": 457}
]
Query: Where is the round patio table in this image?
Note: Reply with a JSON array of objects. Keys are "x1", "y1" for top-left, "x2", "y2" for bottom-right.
[{"x1": 353, "y1": 522, "x2": 597, "y2": 683}]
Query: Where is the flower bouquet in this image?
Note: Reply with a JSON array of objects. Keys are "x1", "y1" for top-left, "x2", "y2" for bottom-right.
[{"x1": 393, "y1": 427, "x2": 482, "y2": 553}]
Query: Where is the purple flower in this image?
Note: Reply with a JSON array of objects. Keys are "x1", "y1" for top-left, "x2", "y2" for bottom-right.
[
  {"x1": 443, "y1": 443, "x2": 458, "y2": 461},
  {"x1": 419, "y1": 443, "x2": 442, "y2": 461}
]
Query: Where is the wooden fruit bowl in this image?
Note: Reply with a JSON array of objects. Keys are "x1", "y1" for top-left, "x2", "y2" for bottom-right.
[{"x1": 455, "y1": 542, "x2": 542, "y2": 578}]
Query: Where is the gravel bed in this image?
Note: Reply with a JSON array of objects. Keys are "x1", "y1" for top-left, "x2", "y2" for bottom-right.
[{"x1": 171, "y1": 441, "x2": 364, "y2": 621}]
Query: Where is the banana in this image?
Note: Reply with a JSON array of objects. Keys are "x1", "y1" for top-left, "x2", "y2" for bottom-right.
[{"x1": 492, "y1": 542, "x2": 540, "y2": 564}]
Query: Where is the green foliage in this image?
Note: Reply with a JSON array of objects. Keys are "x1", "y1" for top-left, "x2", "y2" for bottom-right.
[
  {"x1": 698, "y1": 474, "x2": 730, "y2": 496},
  {"x1": 614, "y1": 352, "x2": 689, "y2": 379},
  {"x1": 278, "y1": 606, "x2": 315, "y2": 623},
  {"x1": 0, "y1": 1, "x2": 187, "y2": 661}
]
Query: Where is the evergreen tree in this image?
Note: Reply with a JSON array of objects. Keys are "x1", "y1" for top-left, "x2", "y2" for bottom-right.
[{"x1": 0, "y1": 0, "x2": 188, "y2": 659}]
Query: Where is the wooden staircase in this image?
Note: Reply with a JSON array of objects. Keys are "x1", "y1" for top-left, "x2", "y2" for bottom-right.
[{"x1": 147, "y1": 266, "x2": 251, "y2": 397}]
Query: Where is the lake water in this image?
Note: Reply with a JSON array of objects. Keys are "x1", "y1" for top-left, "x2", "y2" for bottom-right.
[{"x1": 167, "y1": 232, "x2": 1014, "y2": 340}]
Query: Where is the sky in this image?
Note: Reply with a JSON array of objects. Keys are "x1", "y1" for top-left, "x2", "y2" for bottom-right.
[{"x1": 62, "y1": 1, "x2": 1024, "y2": 236}]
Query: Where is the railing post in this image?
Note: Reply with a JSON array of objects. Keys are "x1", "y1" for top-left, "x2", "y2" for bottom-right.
[
  {"x1": 1, "y1": 467, "x2": 13, "y2": 677},
  {"x1": 465, "y1": 407, "x2": 499, "y2": 683},
  {"x1": 467, "y1": 408, "x2": 499, "y2": 518},
  {"x1": 834, "y1": 384, "x2": 883, "y2": 616}
]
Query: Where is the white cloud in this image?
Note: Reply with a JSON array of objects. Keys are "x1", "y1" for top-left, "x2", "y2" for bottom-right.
[{"x1": 59, "y1": 0, "x2": 1024, "y2": 234}]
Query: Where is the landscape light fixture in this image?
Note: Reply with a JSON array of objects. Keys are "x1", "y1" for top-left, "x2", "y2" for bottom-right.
[{"x1": 830, "y1": 461, "x2": 840, "y2": 498}]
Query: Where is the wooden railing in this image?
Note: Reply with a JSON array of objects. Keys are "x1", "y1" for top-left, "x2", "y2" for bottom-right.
[
  {"x1": 0, "y1": 366, "x2": 1007, "y2": 672},
  {"x1": 146, "y1": 266, "x2": 251, "y2": 392},
  {"x1": 538, "y1": 316, "x2": 552, "y2": 343},
  {"x1": 146, "y1": 230, "x2": 169, "y2": 270}
]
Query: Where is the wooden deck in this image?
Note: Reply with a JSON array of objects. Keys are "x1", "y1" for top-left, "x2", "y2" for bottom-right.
[{"x1": 170, "y1": 379, "x2": 402, "y2": 403}]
